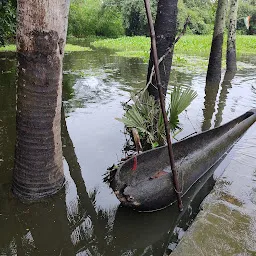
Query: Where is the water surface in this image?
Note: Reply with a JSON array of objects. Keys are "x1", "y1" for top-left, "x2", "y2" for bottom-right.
[{"x1": 0, "y1": 47, "x2": 256, "y2": 255}]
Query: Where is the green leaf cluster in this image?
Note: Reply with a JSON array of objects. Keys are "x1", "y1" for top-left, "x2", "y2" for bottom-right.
[
  {"x1": 178, "y1": 0, "x2": 215, "y2": 35},
  {"x1": 117, "y1": 87, "x2": 197, "y2": 149},
  {"x1": 68, "y1": 0, "x2": 124, "y2": 38},
  {"x1": 0, "y1": 0, "x2": 16, "y2": 46},
  {"x1": 121, "y1": 0, "x2": 158, "y2": 36}
]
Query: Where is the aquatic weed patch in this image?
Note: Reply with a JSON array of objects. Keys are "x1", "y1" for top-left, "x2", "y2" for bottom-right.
[
  {"x1": 91, "y1": 35, "x2": 256, "y2": 72},
  {"x1": 91, "y1": 36, "x2": 149, "y2": 52},
  {"x1": 91, "y1": 35, "x2": 256, "y2": 57},
  {"x1": 64, "y1": 44, "x2": 92, "y2": 52}
]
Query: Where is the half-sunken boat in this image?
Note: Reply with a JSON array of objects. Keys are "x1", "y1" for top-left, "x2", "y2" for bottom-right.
[{"x1": 110, "y1": 109, "x2": 256, "y2": 211}]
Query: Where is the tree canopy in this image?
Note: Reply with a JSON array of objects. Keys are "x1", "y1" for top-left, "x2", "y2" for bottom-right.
[{"x1": 0, "y1": 0, "x2": 255, "y2": 46}]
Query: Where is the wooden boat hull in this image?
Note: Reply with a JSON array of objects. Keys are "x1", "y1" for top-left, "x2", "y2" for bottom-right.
[{"x1": 110, "y1": 109, "x2": 256, "y2": 211}]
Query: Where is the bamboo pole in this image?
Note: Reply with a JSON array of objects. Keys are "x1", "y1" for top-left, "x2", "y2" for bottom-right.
[{"x1": 144, "y1": 0, "x2": 183, "y2": 211}]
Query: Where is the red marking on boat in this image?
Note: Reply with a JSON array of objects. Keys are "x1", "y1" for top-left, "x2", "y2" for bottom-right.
[
  {"x1": 150, "y1": 170, "x2": 168, "y2": 179},
  {"x1": 132, "y1": 156, "x2": 137, "y2": 171}
]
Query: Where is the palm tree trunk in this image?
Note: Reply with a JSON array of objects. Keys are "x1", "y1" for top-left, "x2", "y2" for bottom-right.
[
  {"x1": 12, "y1": 0, "x2": 70, "y2": 201},
  {"x1": 206, "y1": 0, "x2": 228, "y2": 84},
  {"x1": 146, "y1": 0, "x2": 178, "y2": 99},
  {"x1": 226, "y1": 0, "x2": 238, "y2": 72}
]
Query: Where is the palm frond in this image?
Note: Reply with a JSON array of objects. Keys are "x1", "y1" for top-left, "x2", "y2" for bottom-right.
[
  {"x1": 168, "y1": 86, "x2": 197, "y2": 130},
  {"x1": 116, "y1": 86, "x2": 197, "y2": 149}
]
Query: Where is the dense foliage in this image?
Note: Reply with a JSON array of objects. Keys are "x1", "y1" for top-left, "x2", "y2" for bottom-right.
[
  {"x1": 68, "y1": 0, "x2": 256, "y2": 37},
  {"x1": 68, "y1": 0, "x2": 124, "y2": 38},
  {"x1": 120, "y1": 0, "x2": 158, "y2": 36},
  {"x1": 177, "y1": 0, "x2": 215, "y2": 34},
  {"x1": 0, "y1": 0, "x2": 16, "y2": 46},
  {"x1": 103, "y1": 0, "x2": 214, "y2": 35},
  {"x1": 237, "y1": 0, "x2": 256, "y2": 34},
  {"x1": 0, "y1": 0, "x2": 255, "y2": 44}
]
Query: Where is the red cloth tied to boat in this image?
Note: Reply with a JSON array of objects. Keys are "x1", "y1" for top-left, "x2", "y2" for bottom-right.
[{"x1": 132, "y1": 156, "x2": 137, "y2": 171}]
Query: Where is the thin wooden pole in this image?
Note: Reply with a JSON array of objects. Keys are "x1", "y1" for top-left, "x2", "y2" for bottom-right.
[{"x1": 144, "y1": 0, "x2": 183, "y2": 211}]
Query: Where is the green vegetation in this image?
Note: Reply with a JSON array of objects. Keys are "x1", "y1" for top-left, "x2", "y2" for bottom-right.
[
  {"x1": 0, "y1": 44, "x2": 16, "y2": 52},
  {"x1": 0, "y1": 44, "x2": 92, "y2": 52},
  {"x1": 0, "y1": 0, "x2": 16, "y2": 46},
  {"x1": 91, "y1": 35, "x2": 256, "y2": 59},
  {"x1": 1, "y1": 0, "x2": 256, "y2": 44},
  {"x1": 68, "y1": 0, "x2": 124, "y2": 38},
  {"x1": 102, "y1": 0, "x2": 254, "y2": 36},
  {"x1": 90, "y1": 35, "x2": 256, "y2": 72},
  {"x1": 237, "y1": 1, "x2": 256, "y2": 34},
  {"x1": 67, "y1": 0, "x2": 255, "y2": 37},
  {"x1": 177, "y1": 0, "x2": 215, "y2": 34},
  {"x1": 119, "y1": 0, "x2": 157, "y2": 36},
  {"x1": 64, "y1": 44, "x2": 92, "y2": 52},
  {"x1": 117, "y1": 88, "x2": 197, "y2": 149}
]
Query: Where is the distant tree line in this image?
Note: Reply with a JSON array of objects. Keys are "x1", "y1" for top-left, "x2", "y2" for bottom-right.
[
  {"x1": 68, "y1": 0, "x2": 256, "y2": 37},
  {"x1": 0, "y1": 0, "x2": 256, "y2": 45}
]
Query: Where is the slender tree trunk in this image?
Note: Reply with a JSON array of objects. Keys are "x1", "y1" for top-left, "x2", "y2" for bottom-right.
[
  {"x1": 226, "y1": 0, "x2": 238, "y2": 72},
  {"x1": 206, "y1": 0, "x2": 228, "y2": 84},
  {"x1": 12, "y1": 0, "x2": 70, "y2": 201},
  {"x1": 146, "y1": 0, "x2": 178, "y2": 99}
]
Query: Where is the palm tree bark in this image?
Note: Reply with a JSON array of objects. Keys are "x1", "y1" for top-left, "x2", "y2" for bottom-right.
[
  {"x1": 226, "y1": 0, "x2": 238, "y2": 72},
  {"x1": 206, "y1": 0, "x2": 228, "y2": 84},
  {"x1": 12, "y1": 0, "x2": 70, "y2": 200},
  {"x1": 146, "y1": 0, "x2": 178, "y2": 99}
]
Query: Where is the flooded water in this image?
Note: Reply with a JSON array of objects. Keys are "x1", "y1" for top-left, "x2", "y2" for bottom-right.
[
  {"x1": 0, "y1": 45, "x2": 256, "y2": 256},
  {"x1": 171, "y1": 121, "x2": 256, "y2": 256}
]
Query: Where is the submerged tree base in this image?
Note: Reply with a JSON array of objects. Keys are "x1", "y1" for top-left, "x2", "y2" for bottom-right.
[{"x1": 12, "y1": 0, "x2": 69, "y2": 202}]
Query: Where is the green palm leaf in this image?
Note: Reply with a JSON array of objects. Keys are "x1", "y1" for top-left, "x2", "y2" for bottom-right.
[
  {"x1": 168, "y1": 86, "x2": 197, "y2": 130},
  {"x1": 116, "y1": 86, "x2": 197, "y2": 149}
]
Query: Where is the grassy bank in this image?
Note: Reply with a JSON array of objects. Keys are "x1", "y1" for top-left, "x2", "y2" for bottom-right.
[
  {"x1": 1, "y1": 35, "x2": 255, "y2": 72},
  {"x1": 91, "y1": 35, "x2": 256, "y2": 60},
  {"x1": 0, "y1": 44, "x2": 92, "y2": 52},
  {"x1": 2, "y1": 35, "x2": 255, "y2": 56}
]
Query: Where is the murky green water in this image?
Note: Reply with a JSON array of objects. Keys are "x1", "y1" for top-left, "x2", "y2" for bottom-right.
[
  {"x1": 0, "y1": 46, "x2": 256, "y2": 256},
  {"x1": 171, "y1": 123, "x2": 256, "y2": 256}
]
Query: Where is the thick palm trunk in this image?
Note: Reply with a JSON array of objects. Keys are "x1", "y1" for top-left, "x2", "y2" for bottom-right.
[
  {"x1": 146, "y1": 0, "x2": 178, "y2": 99},
  {"x1": 12, "y1": 0, "x2": 70, "y2": 200},
  {"x1": 226, "y1": 0, "x2": 238, "y2": 72},
  {"x1": 206, "y1": 0, "x2": 228, "y2": 84}
]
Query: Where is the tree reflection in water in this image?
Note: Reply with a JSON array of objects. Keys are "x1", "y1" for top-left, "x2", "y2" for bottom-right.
[
  {"x1": 0, "y1": 103, "x2": 224, "y2": 256},
  {"x1": 214, "y1": 71, "x2": 235, "y2": 127},
  {"x1": 202, "y1": 81, "x2": 220, "y2": 131}
]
